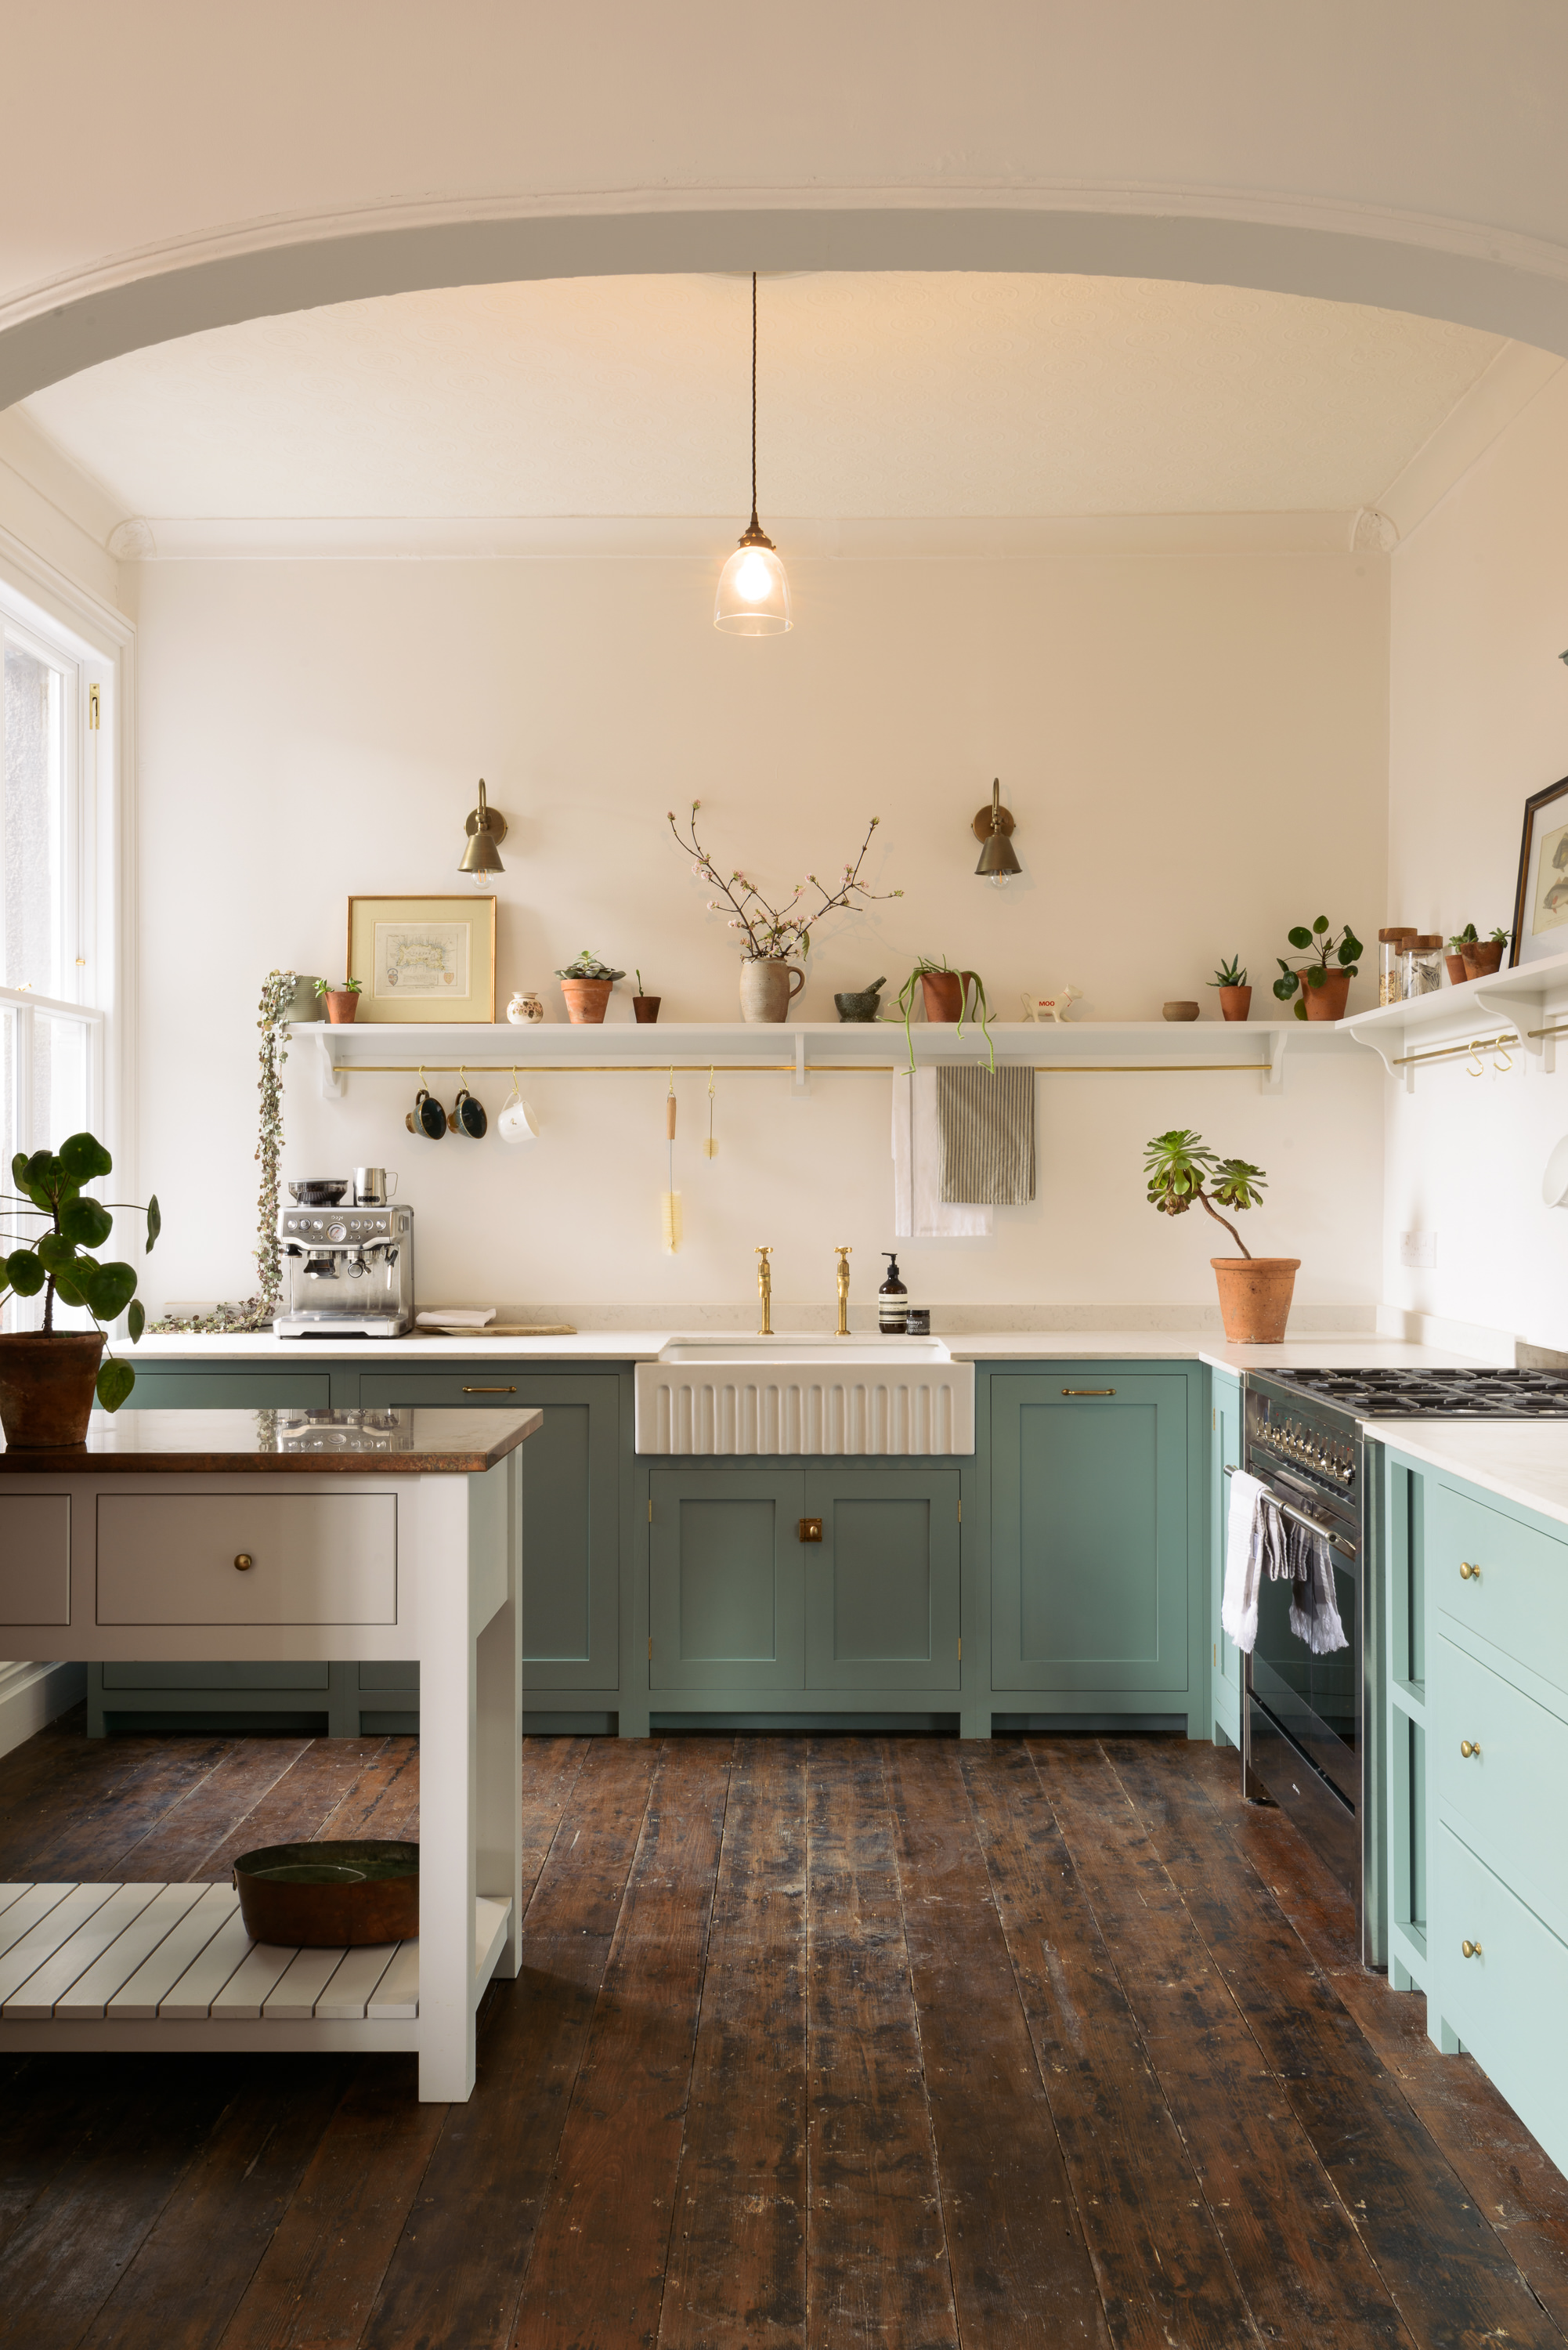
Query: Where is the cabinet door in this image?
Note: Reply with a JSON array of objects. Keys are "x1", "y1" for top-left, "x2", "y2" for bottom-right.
[
  {"x1": 649, "y1": 1470, "x2": 804, "y2": 1691},
  {"x1": 124, "y1": 1372, "x2": 332, "y2": 1408},
  {"x1": 359, "y1": 1372, "x2": 620, "y2": 1691},
  {"x1": 804, "y1": 1470, "x2": 960, "y2": 1690},
  {"x1": 1210, "y1": 1372, "x2": 1242, "y2": 1740},
  {"x1": 992, "y1": 1373, "x2": 1190, "y2": 1692}
]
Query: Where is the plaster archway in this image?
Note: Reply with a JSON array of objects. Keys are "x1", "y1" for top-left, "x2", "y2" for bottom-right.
[{"x1": 5, "y1": 197, "x2": 1568, "y2": 412}]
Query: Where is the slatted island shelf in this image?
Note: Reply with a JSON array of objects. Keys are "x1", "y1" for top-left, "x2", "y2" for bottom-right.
[{"x1": 0, "y1": 1404, "x2": 540, "y2": 2098}]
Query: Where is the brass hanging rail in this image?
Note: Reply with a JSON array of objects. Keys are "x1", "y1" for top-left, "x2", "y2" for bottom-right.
[
  {"x1": 1391, "y1": 1030, "x2": 1520, "y2": 1071},
  {"x1": 320, "y1": 1058, "x2": 1275, "y2": 1077},
  {"x1": 1527, "y1": 1022, "x2": 1568, "y2": 1043}
]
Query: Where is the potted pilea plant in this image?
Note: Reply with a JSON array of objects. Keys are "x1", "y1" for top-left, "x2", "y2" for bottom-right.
[
  {"x1": 313, "y1": 975, "x2": 362, "y2": 1025},
  {"x1": 896, "y1": 956, "x2": 995, "y2": 1072},
  {"x1": 1143, "y1": 1127, "x2": 1298, "y2": 1343},
  {"x1": 669, "y1": 803, "x2": 902, "y2": 1023},
  {"x1": 1208, "y1": 954, "x2": 1252, "y2": 1021},
  {"x1": 1272, "y1": 916, "x2": 1364, "y2": 1022},
  {"x1": 0, "y1": 1133, "x2": 161, "y2": 1446},
  {"x1": 556, "y1": 949, "x2": 625, "y2": 1024}
]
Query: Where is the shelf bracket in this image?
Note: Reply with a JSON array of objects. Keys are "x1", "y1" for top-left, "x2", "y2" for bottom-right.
[
  {"x1": 1346, "y1": 1014, "x2": 1411, "y2": 1090},
  {"x1": 792, "y1": 1032, "x2": 811, "y2": 1098},
  {"x1": 1262, "y1": 1029, "x2": 1288, "y2": 1096},
  {"x1": 1476, "y1": 983, "x2": 1552, "y2": 1072},
  {"x1": 315, "y1": 1032, "x2": 345, "y2": 1100}
]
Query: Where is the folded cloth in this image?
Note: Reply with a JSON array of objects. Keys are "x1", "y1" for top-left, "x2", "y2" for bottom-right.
[
  {"x1": 415, "y1": 1307, "x2": 497, "y2": 1329},
  {"x1": 1287, "y1": 1519, "x2": 1349, "y2": 1654},
  {"x1": 936, "y1": 1063, "x2": 1035, "y2": 1205},
  {"x1": 892, "y1": 1069, "x2": 993, "y2": 1238},
  {"x1": 1221, "y1": 1470, "x2": 1270, "y2": 1654}
]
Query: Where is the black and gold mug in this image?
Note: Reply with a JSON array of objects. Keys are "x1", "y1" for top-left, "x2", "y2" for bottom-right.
[
  {"x1": 406, "y1": 1086, "x2": 447, "y2": 1141},
  {"x1": 449, "y1": 1083, "x2": 487, "y2": 1139}
]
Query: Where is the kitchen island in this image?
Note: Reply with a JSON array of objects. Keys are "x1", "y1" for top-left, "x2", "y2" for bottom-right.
[{"x1": 0, "y1": 1405, "x2": 540, "y2": 2100}]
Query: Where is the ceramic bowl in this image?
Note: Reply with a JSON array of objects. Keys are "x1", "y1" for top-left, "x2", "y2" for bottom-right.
[
  {"x1": 233, "y1": 1838, "x2": 419, "y2": 1947},
  {"x1": 1162, "y1": 1002, "x2": 1201, "y2": 1022}
]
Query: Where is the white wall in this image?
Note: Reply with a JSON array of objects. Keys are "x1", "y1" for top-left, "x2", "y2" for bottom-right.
[
  {"x1": 1386, "y1": 367, "x2": 1568, "y2": 1352},
  {"x1": 130, "y1": 548, "x2": 1387, "y2": 1329}
]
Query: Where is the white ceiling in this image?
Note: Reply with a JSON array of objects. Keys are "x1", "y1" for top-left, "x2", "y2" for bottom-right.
[{"x1": 19, "y1": 272, "x2": 1505, "y2": 525}]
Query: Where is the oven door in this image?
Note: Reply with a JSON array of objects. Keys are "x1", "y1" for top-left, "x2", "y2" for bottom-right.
[{"x1": 1248, "y1": 1531, "x2": 1360, "y2": 1808}]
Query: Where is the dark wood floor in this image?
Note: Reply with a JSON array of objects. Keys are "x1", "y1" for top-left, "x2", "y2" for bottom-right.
[{"x1": 1, "y1": 1720, "x2": 1566, "y2": 2349}]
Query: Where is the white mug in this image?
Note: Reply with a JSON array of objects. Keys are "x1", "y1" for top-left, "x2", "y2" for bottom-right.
[{"x1": 498, "y1": 1094, "x2": 540, "y2": 1146}]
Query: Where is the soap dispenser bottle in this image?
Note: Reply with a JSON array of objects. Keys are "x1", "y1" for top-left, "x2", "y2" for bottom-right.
[{"x1": 879, "y1": 1252, "x2": 909, "y2": 1335}]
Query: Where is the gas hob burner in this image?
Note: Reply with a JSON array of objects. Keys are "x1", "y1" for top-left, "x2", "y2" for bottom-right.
[{"x1": 1266, "y1": 1367, "x2": 1568, "y2": 1419}]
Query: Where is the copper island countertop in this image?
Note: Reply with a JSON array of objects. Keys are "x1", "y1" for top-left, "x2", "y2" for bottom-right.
[{"x1": 0, "y1": 1406, "x2": 543, "y2": 1474}]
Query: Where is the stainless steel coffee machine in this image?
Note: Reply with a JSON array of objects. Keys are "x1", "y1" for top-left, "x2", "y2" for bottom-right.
[{"x1": 273, "y1": 1177, "x2": 414, "y2": 1339}]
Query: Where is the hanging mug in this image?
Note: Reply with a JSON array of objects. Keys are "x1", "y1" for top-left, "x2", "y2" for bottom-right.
[
  {"x1": 449, "y1": 1083, "x2": 487, "y2": 1139},
  {"x1": 406, "y1": 1086, "x2": 446, "y2": 1141},
  {"x1": 498, "y1": 1078, "x2": 540, "y2": 1145}
]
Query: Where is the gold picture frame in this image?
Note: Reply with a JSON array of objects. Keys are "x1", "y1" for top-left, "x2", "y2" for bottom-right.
[{"x1": 346, "y1": 895, "x2": 497, "y2": 1023}]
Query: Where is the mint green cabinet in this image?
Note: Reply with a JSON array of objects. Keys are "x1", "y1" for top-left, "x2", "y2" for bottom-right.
[
  {"x1": 1209, "y1": 1369, "x2": 1242, "y2": 1746},
  {"x1": 804, "y1": 1470, "x2": 961, "y2": 1692},
  {"x1": 649, "y1": 1469, "x2": 804, "y2": 1691},
  {"x1": 991, "y1": 1371, "x2": 1194, "y2": 1708}
]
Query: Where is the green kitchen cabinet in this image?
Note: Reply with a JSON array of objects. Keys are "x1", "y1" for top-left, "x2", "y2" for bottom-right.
[
  {"x1": 804, "y1": 1469, "x2": 962, "y2": 1692},
  {"x1": 1209, "y1": 1368, "x2": 1242, "y2": 1748},
  {"x1": 989, "y1": 1368, "x2": 1198, "y2": 1726},
  {"x1": 120, "y1": 1370, "x2": 335, "y2": 1410},
  {"x1": 649, "y1": 1469, "x2": 805, "y2": 1692}
]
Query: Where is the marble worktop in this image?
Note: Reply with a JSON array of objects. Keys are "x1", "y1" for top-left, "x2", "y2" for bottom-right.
[
  {"x1": 1361, "y1": 1418, "x2": 1568, "y2": 1533},
  {"x1": 0, "y1": 1406, "x2": 543, "y2": 1473}
]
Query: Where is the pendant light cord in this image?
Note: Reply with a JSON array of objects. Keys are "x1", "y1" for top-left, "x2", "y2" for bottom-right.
[{"x1": 750, "y1": 271, "x2": 759, "y2": 531}]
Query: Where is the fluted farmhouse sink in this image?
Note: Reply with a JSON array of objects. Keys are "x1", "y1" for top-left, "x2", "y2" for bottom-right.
[{"x1": 636, "y1": 1335, "x2": 975, "y2": 1455}]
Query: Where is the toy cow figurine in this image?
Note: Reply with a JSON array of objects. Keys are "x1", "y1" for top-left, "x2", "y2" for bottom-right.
[{"x1": 1021, "y1": 986, "x2": 1082, "y2": 1024}]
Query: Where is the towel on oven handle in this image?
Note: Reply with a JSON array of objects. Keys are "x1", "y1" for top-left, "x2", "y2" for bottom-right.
[
  {"x1": 1221, "y1": 1470, "x2": 1272, "y2": 1654},
  {"x1": 1287, "y1": 1520, "x2": 1349, "y2": 1654}
]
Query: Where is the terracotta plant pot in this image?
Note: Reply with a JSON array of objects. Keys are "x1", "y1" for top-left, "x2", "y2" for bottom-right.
[
  {"x1": 1217, "y1": 985, "x2": 1252, "y2": 1022},
  {"x1": 559, "y1": 978, "x2": 613, "y2": 1024},
  {"x1": 0, "y1": 1331, "x2": 107, "y2": 1447},
  {"x1": 323, "y1": 991, "x2": 359, "y2": 1024},
  {"x1": 1302, "y1": 967, "x2": 1352, "y2": 1021},
  {"x1": 1210, "y1": 1258, "x2": 1301, "y2": 1345},
  {"x1": 631, "y1": 995, "x2": 661, "y2": 1024},
  {"x1": 1461, "y1": 942, "x2": 1505, "y2": 979},
  {"x1": 739, "y1": 959, "x2": 806, "y2": 1023},
  {"x1": 919, "y1": 970, "x2": 980, "y2": 1023},
  {"x1": 1443, "y1": 953, "x2": 1469, "y2": 985}
]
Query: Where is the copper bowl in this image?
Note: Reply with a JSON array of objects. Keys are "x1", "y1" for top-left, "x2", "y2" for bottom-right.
[{"x1": 233, "y1": 1838, "x2": 418, "y2": 1947}]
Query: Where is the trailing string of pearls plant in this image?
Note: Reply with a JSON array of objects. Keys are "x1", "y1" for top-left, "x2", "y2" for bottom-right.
[{"x1": 151, "y1": 968, "x2": 297, "y2": 1334}]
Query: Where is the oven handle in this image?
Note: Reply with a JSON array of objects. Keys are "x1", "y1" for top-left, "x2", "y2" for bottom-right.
[{"x1": 1223, "y1": 1464, "x2": 1357, "y2": 1558}]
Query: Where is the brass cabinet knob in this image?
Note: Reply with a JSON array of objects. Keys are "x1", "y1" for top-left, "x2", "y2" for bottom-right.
[
  {"x1": 1460, "y1": 1739, "x2": 1481, "y2": 1759},
  {"x1": 233, "y1": 1553, "x2": 254, "y2": 1572},
  {"x1": 797, "y1": 1518, "x2": 823, "y2": 1543},
  {"x1": 1461, "y1": 1939, "x2": 1483, "y2": 1958},
  {"x1": 1459, "y1": 1561, "x2": 1481, "y2": 1582}
]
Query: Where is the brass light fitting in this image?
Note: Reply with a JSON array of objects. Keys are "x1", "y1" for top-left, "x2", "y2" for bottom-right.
[
  {"x1": 973, "y1": 778, "x2": 1021, "y2": 885},
  {"x1": 715, "y1": 276, "x2": 793, "y2": 635},
  {"x1": 460, "y1": 779, "x2": 507, "y2": 880}
]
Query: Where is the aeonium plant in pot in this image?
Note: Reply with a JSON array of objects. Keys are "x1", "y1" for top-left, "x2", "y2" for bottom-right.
[
  {"x1": 313, "y1": 976, "x2": 362, "y2": 1025},
  {"x1": 0, "y1": 1133, "x2": 161, "y2": 1445},
  {"x1": 1208, "y1": 954, "x2": 1252, "y2": 1021},
  {"x1": 1143, "y1": 1128, "x2": 1298, "y2": 1343},
  {"x1": 1272, "y1": 916, "x2": 1364, "y2": 1022},
  {"x1": 555, "y1": 949, "x2": 626, "y2": 1025}
]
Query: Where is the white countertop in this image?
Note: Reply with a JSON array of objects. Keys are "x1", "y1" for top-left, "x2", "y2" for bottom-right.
[{"x1": 1363, "y1": 1419, "x2": 1568, "y2": 1532}]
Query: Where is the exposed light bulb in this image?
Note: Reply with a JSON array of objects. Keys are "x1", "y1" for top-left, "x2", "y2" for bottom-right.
[
  {"x1": 715, "y1": 538, "x2": 791, "y2": 635},
  {"x1": 735, "y1": 551, "x2": 774, "y2": 602}
]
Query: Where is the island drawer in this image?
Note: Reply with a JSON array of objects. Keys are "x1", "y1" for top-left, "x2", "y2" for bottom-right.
[
  {"x1": 1432, "y1": 1631, "x2": 1568, "y2": 1936},
  {"x1": 0, "y1": 1495, "x2": 71, "y2": 1626},
  {"x1": 1429, "y1": 1481, "x2": 1568, "y2": 1698},
  {"x1": 96, "y1": 1495, "x2": 397, "y2": 1625},
  {"x1": 1433, "y1": 1822, "x2": 1568, "y2": 2171}
]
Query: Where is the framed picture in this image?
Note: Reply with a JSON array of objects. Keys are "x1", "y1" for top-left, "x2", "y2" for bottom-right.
[
  {"x1": 345, "y1": 895, "x2": 497, "y2": 1023},
  {"x1": 1509, "y1": 777, "x2": 1568, "y2": 968}
]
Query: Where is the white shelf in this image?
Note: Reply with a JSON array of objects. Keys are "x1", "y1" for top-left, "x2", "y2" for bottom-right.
[
  {"x1": 1343, "y1": 946, "x2": 1568, "y2": 1088},
  {"x1": 292, "y1": 1015, "x2": 1367, "y2": 1100}
]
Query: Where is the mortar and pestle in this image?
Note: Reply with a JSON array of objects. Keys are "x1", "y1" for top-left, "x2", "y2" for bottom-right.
[{"x1": 834, "y1": 977, "x2": 887, "y2": 1023}]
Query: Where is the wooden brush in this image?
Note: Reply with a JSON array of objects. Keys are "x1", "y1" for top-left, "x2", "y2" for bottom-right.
[
  {"x1": 703, "y1": 1066, "x2": 718, "y2": 1157},
  {"x1": 661, "y1": 1080, "x2": 681, "y2": 1252}
]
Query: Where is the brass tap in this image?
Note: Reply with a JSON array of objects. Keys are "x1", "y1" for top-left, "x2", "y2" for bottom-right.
[
  {"x1": 834, "y1": 1245, "x2": 852, "y2": 1337},
  {"x1": 756, "y1": 1246, "x2": 773, "y2": 1336}
]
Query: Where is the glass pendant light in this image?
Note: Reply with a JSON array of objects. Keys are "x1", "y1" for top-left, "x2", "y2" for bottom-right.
[{"x1": 715, "y1": 274, "x2": 792, "y2": 635}]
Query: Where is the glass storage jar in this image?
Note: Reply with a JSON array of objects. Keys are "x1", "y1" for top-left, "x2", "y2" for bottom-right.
[
  {"x1": 1398, "y1": 934, "x2": 1445, "y2": 999},
  {"x1": 1378, "y1": 927, "x2": 1418, "y2": 1004}
]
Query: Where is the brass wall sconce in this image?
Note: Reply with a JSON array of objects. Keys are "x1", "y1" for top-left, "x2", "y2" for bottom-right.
[
  {"x1": 972, "y1": 779, "x2": 1021, "y2": 887},
  {"x1": 459, "y1": 779, "x2": 507, "y2": 881}
]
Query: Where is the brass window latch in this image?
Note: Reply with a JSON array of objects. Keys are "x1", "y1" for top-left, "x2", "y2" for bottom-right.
[{"x1": 798, "y1": 1517, "x2": 823, "y2": 1543}]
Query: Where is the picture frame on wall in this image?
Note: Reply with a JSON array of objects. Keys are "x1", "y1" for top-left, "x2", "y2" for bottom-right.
[
  {"x1": 346, "y1": 895, "x2": 497, "y2": 1022},
  {"x1": 1509, "y1": 777, "x2": 1568, "y2": 968}
]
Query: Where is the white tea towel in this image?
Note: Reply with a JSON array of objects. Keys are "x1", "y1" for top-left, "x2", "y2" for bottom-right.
[
  {"x1": 416, "y1": 1307, "x2": 497, "y2": 1329},
  {"x1": 1221, "y1": 1470, "x2": 1270, "y2": 1653},
  {"x1": 891, "y1": 1069, "x2": 993, "y2": 1238},
  {"x1": 1288, "y1": 1521, "x2": 1349, "y2": 1654}
]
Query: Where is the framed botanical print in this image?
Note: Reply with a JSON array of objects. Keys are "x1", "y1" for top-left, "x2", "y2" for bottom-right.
[
  {"x1": 345, "y1": 895, "x2": 497, "y2": 1022},
  {"x1": 1509, "y1": 777, "x2": 1568, "y2": 968}
]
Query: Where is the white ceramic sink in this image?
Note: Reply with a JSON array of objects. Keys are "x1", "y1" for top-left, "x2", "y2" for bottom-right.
[{"x1": 637, "y1": 1334, "x2": 974, "y2": 1455}]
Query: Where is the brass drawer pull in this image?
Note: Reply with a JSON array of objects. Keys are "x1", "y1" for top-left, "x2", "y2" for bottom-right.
[
  {"x1": 462, "y1": 1385, "x2": 517, "y2": 1394},
  {"x1": 798, "y1": 1518, "x2": 823, "y2": 1542},
  {"x1": 233, "y1": 1553, "x2": 254, "y2": 1573},
  {"x1": 1460, "y1": 1740, "x2": 1481, "y2": 1759},
  {"x1": 1459, "y1": 1561, "x2": 1481, "y2": 1582},
  {"x1": 1461, "y1": 1939, "x2": 1483, "y2": 1958},
  {"x1": 1062, "y1": 1387, "x2": 1116, "y2": 1397}
]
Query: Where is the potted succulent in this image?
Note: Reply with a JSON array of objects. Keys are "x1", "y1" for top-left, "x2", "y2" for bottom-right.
[
  {"x1": 669, "y1": 802, "x2": 901, "y2": 1023},
  {"x1": 0, "y1": 1132, "x2": 161, "y2": 1445},
  {"x1": 1443, "y1": 924, "x2": 1478, "y2": 985},
  {"x1": 1272, "y1": 916, "x2": 1364, "y2": 1022},
  {"x1": 897, "y1": 956, "x2": 994, "y2": 1072},
  {"x1": 1143, "y1": 1128, "x2": 1297, "y2": 1343},
  {"x1": 632, "y1": 968, "x2": 661, "y2": 1025},
  {"x1": 313, "y1": 976, "x2": 363, "y2": 1025},
  {"x1": 556, "y1": 949, "x2": 624, "y2": 1024},
  {"x1": 1461, "y1": 924, "x2": 1509, "y2": 981},
  {"x1": 1208, "y1": 954, "x2": 1252, "y2": 1021}
]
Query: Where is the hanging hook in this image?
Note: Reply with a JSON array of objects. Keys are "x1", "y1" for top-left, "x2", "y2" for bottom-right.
[
  {"x1": 1466, "y1": 1039, "x2": 1486, "y2": 1077},
  {"x1": 1494, "y1": 1036, "x2": 1515, "y2": 1074}
]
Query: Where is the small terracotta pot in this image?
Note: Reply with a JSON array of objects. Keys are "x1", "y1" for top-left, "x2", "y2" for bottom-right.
[
  {"x1": 1210, "y1": 1258, "x2": 1300, "y2": 1345},
  {"x1": 920, "y1": 971, "x2": 981, "y2": 1023},
  {"x1": 0, "y1": 1331, "x2": 107, "y2": 1447},
  {"x1": 1302, "y1": 967, "x2": 1352, "y2": 1021},
  {"x1": 632, "y1": 995, "x2": 661, "y2": 1024},
  {"x1": 1443, "y1": 954, "x2": 1469, "y2": 985},
  {"x1": 739, "y1": 960, "x2": 805, "y2": 1022},
  {"x1": 560, "y1": 978, "x2": 613, "y2": 1024},
  {"x1": 1217, "y1": 985, "x2": 1252, "y2": 1021},
  {"x1": 323, "y1": 991, "x2": 359, "y2": 1024},
  {"x1": 1461, "y1": 942, "x2": 1505, "y2": 979}
]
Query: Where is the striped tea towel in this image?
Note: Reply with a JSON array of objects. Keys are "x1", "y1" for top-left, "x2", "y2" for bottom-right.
[{"x1": 936, "y1": 1063, "x2": 1035, "y2": 1205}]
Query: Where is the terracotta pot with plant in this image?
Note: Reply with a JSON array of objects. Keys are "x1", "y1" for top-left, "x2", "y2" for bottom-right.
[
  {"x1": 555, "y1": 949, "x2": 625, "y2": 1024},
  {"x1": 1144, "y1": 1127, "x2": 1298, "y2": 1343},
  {"x1": 897, "y1": 956, "x2": 994, "y2": 1071},
  {"x1": 1462, "y1": 925, "x2": 1510, "y2": 980},
  {"x1": 0, "y1": 1132, "x2": 161, "y2": 1446},
  {"x1": 631, "y1": 969, "x2": 661, "y2": 1024},
  {"x1": 314, "y1": 977, "x2": 362, "y2": 1025},
  {"x1": 1272, "y1": 916, "x2": 1364, "y2": 1022},
  {"x1": 1208, "y1": 954, "x2": 1252, "y2": 1021}
]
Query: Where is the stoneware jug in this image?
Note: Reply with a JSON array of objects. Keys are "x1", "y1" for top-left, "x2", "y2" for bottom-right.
[{"x1": 739, "y1": 958, "x2": 805, "y2": 1023}]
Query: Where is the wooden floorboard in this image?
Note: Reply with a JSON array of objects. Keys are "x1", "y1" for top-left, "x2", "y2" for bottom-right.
[{"x1": 1, "y1": 1720, "x2": 1565, "y2": 2348}]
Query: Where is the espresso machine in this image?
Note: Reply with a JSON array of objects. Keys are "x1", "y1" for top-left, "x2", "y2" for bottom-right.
[{"x1": 273, "y1": 1172, "x2": 414, "y2": 1339}]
